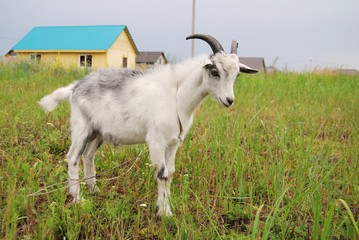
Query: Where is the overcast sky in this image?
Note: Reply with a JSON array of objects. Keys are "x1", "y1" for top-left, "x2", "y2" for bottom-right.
[{"x1": 1, "y1": 0, "x2": 358, "y2": 70}]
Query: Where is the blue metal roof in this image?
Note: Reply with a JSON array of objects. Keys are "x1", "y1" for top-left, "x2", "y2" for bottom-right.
[{"x1": 13, "y1": 25, "x2": 128, "y2": 51}]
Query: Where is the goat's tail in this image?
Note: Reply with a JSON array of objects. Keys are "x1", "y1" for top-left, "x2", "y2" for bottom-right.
[{"x1": 38, "y1": 83, "x2": 76, "y2": 112}]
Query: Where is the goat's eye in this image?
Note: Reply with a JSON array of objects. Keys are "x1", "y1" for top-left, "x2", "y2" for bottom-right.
[{"x1": 210, "y1": 69, "x2": 219, "y2": 77}]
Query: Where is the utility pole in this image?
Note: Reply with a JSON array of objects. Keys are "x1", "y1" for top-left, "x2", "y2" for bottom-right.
[{"x1": 191, "y1": 0, "x2": 196, "y2": 57}]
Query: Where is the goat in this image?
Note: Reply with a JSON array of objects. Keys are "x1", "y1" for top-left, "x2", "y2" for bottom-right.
[{"x1": 39, "y1": 34, "x2": 258, "y2": 217}]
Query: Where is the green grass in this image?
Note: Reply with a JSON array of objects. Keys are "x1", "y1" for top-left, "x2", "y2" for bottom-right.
[{"x1": 0, "y1": 61, "x2": 358, "y2": 239}]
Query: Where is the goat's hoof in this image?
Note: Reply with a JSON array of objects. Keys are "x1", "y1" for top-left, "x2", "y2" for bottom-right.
[
  {"x1": 88, "y1": 184, "x2": 100, "y2": 194},
  {"x1": 71, "y1": 196, "x2": 85, "y2": 204},
  {"x1": 156, "y1": 207, "x2": 173, "y2": 219},
  {"x1": 72, "y1": 195, "x2": 81, "y2": 203},
  {"x1": 156, "y1": 212, "x2": 173, "y2": 222}
]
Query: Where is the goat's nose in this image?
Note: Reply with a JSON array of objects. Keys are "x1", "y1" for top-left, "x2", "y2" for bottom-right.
[{"x1": 226, "y1": 97, "x2": 234, "y2": 106}]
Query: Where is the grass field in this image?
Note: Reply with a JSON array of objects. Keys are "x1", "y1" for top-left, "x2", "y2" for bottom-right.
[{"x1": 0, "y1": 62, "x2": 358, "y2": 239}]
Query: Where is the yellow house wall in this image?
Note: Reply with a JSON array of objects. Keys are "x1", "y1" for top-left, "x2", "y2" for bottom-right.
[
  {"x1": 14, "y1": 51, "x2": 108, "y2": 68},
  {"x1": 107, "y1": 30, "x2": 137, "y2": 69}
]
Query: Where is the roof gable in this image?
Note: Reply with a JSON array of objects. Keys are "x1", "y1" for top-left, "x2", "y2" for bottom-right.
[
  {"x1": 239, "y1": 57, "x2": 266, "y2": 72},
  {"x1": 13, "y1": 25, "x2": 132, "y2": 51},
  {"x1": 136, "y1": 52, "x2": 167, "y2": 64}
]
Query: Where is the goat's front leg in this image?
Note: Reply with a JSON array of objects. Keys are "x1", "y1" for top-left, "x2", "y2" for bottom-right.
[
  {"x1": 156, "y1": 174, "x2": 172, "y2": 217},
  {"x1": 147, "y1": 140, "x2": 172, "y2": 217},
  {"x1": 163, "y1": 140, "x2": 180, "y2": 200}
]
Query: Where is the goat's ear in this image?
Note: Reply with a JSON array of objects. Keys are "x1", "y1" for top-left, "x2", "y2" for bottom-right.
[
  {"x1": 239, "y1": 62, "x2": 259, "y2": 74},
  {"x1": 201, "y1": 58, "x2": 213, "y2": 69}
]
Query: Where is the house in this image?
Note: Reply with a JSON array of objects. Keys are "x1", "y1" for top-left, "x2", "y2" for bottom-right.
[
  {"x1": 337, "y1": 68, "x2": 359, "y2": 75},
  {"x1": 136, "y1": 52, "x2": 168, "y2": 68},
  {"x1": 239, "y1": 57, "x2": 266, "y2": 72},
  {"x1": 11, "y1": 25, "x2": 138, "y2": 69},
  {"x1": 4, "y1": 50, "x2": 16, "y2": 61},
  {"x1": 266, "y1": 65, "x2": 281, "y2": 73}
]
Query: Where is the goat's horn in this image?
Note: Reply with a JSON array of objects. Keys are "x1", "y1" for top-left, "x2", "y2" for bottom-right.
[
  {"x1": 186, "y1": 34, "x2": 224, "y2": 54},
  {"x1": 230, "y1": 40, "x2": 238, "y2": 54}
]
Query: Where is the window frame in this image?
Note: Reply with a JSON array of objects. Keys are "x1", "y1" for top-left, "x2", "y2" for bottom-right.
[
  {"x1": 30, "y1": 53, "x2": 41, "y2": 62},
  {"x1": 79, "y1": 54, "x2": 93, "y2": 68}
]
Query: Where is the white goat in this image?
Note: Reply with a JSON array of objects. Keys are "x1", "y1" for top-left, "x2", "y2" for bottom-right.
[{"x1": 39, "y1": 34, "x2": 258, "y2": 217}]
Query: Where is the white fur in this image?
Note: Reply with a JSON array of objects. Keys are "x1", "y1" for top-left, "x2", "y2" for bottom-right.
[{"x1": 39, "y1": 53, "x2": 256, "y2": 217}]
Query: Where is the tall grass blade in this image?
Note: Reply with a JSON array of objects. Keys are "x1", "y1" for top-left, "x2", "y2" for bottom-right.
[
  {"x1": 251, "y1": 204, "x2": 264, "y2": 240},
  {"x1": 312, "y1": 193, "x2": 321, "y2": 240},
  {"x1": 338, "y1": 199, "x2": 359, "y2": 236},
  {"x1": 262, "y1": 188, "x2": 289, "y2": 240},
  {"x1": 190, "y1": 189, "x2": 222, "y2": 240},
  {"x1": 321, "y1": 200, "x2": 336, "y2": 239},
  {"x1": 282, "y1": 163, "x2": 337, "y2": 211}
]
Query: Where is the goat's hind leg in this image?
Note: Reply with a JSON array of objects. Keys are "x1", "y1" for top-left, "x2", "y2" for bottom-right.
[
  {"x1": 82, "y1": 135, "x2": 103, "y2": 193},
  {"x1": 67, "y1": 111, "x2": 91, "y2": 202},
  {"x1": 67, "y1": 137, "x2": 88, "y2": 202}
]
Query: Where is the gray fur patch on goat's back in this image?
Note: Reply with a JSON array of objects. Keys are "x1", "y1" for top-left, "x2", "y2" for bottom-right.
[{"x1": 72, "y1": 68, "x2": 144, "y2": 99}]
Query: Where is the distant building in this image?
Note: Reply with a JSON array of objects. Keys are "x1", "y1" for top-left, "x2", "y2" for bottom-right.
[
  {"x1": 136, "y1": 52, "x2": 168, "y2": 68},
  {"x1": 239, "y1": 57, "x2": 266, "y2": 72},
  {"x1": 11, "y1": 25, "x2": 138, "y2": 69},
  {"x1": 4, "y1": 50, "x2": 16, "y2": 61},
  {"x1": 337, "y1": 68, "x2": 359, "y2": 75},
  {"x1": 266, "y1": 65, "x2": 281, "y2": 73}
]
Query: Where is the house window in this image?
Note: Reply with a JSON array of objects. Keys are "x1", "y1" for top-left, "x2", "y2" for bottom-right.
[
  {"x1": 122, "y1": 57, "x2": 128, "y2": 68},
  {"x1": 79, "y1": 54, "x2": 93, "y2": 68},
  {"x1": 30, "y1": 54, "x2": 41, "y2": 62}
]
